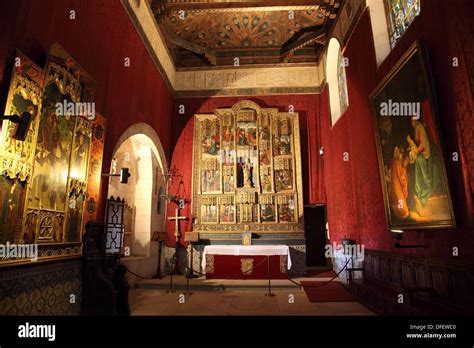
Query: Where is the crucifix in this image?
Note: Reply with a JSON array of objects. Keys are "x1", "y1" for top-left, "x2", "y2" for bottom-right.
[
  {"x1": 168, "y1": 208, "x2": 188, "y2": 242},
  {"x1": 168, "y1": 208, "x2": 188, "y2": 274}
]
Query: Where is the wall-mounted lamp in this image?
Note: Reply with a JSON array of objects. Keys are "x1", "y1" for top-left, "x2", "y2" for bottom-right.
[
  {"x1": 390, "y1": 229, "x2": 427, "y2": 249},
  {"x1": 1, "y1": 112, "x2": 32, "y2": 141},
  {"x1": 102, "y1": 167, "x2": 131, "y2": 184}
]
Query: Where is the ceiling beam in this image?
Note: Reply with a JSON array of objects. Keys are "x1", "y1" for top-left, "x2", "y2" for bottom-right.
[
  {"x1": 166, "y1": 30, "x2": 217, "y2": 65},
  {"x1": 150, "y1": 0, "x2": 331, "y2": 12},
  {"x1": 280, "y1": 26, "x2": 326, "y2": 63}
]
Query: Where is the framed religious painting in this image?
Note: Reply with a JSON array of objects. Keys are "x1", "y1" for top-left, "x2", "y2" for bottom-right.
[
  {"x1": 369, "y1": 41, "x2": 455, "y2": 230},
  {"x1": 0, "y1": 50, "x2": 44, "y2": 245}
]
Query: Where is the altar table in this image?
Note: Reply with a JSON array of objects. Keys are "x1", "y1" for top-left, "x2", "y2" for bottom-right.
[{"x1": 202, "y1": 245, "x2": 292, "y2": 279}]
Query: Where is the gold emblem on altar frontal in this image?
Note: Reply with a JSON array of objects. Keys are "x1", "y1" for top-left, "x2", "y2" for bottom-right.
[
  {"x1": 241, "y1": 258, "x2": 254, "y2": 276},
  {"x1": 191, "y1": 100, "x2": 304, "y2": 238}
]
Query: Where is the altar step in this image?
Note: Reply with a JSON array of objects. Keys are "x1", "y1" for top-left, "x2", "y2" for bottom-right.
[{"x1": 135, "y1": 275, "x2": 337, "y2": 292}]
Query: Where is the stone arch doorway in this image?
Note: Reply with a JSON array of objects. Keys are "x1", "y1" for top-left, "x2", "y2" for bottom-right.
[{"x1": 108, "y1": 123, "x2": 168, "y2": 284}]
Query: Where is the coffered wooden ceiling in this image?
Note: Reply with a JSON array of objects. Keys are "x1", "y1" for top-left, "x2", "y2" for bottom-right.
[{"x1": 150, "y1": 0, "x2": 343, "y2": 68}]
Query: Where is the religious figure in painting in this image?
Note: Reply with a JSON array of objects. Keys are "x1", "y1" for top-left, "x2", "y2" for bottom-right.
[
  {"x1": 221, "y1": 205, "x2": 233, "y2": 222},
  {"x1": 22, "y1": 209, "x2": 37, "y2": 244},
  {"x1": 209, "y1": 205, "x2": 217, "y2": 222},
  {"x1": 0, "y1": 179, "x2": 21, "y2": 242},
  {"x1": 276, "y1": 172, "x2": 284, "y2": 191},
  {"x1": 223, "y1": 126, "x2": 232, "y2": 142},
  {"x1": 408, "y1": 117, "x2": 444, "y2": 214},
  {"x1": 371, "y1": 44, "x2": 454, "y2": 228},
  {"x1": 276, "y1": 170, "x2": 292, "y2": 191},
  {"x1": 389, "y1": 146, "x2": 410, "y2": 220},
  {"x1": 261, "y1": 174, "x2": 272, "y2": 192},
  {"x1": 223, "y1": 174, "x2": 234, "y2": 192},
  {"x1": 202, "y1": 205, "x2": 217, "y2": 223},
  {"x1": 203, "y1": 170, "x2": 219, "y2": 192},
  {"x1": 237, "y1": 127, "x2": 247, "y2": 145},
  {"x1": 279, "y1": 136, "x2": 291, "y2": 155},
  {"x1": 259, "y1": 127, "x2": 270, "y2": 141},
  {"x1": 261, "y1": 204, "x2": 274, "y2": 222},
  {"x1": 208, "y1": 138, "x2": 218, "y2": 155},
  {"x1": 246, "y1": 125, "x2": 256, "y2": 145},
  {"x1": 31, "y1": 98, "x2": 74, "y2": 211},
  {"x1": 260, "y1": 150, "x2": 270, "y2": 165},
  {"x1": 203, "y1": 122, "x2": 220, "y2": 155},
  {"x1": 279, "y1": 205, "x2": 292, "y2": 222},
  {"x1": 73, "y1": 132, "x2": 89, "y2": 178},
  {"x1": 273, "y1": 136, "x2": 280, "y2": 154}
]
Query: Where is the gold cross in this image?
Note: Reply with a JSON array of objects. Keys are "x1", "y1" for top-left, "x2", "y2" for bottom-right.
[{"x1": 168, "y1": 208, "x2": 188, "y2": 242}]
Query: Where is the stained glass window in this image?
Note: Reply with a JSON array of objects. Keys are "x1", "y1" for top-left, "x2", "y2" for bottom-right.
[
  {"x1": 337, "y1": 50, "x2": 349, "y2": 116},
  {"x1": 384, "y1": 0, "x2": 421, "y2": 48}
]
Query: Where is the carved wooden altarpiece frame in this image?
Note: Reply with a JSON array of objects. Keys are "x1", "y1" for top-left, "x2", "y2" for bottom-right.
[{"x1": 192, "y1": 100, "x2": 304, "y2": 242}]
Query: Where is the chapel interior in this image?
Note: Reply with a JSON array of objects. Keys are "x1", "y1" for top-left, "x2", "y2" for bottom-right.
[{"x1": 0, "y1": 0, "x2": 473, "y2": 317}]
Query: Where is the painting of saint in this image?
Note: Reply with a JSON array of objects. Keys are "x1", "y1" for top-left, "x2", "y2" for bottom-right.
[
  {"x1": 202, "y1": 170, "x2": 219, "y2": 192},
  {"x1": 28, "y1": 82, "x2": 75, "y2": 211},
  {"x1": 261, "y1": 174, "x2": 272, "y2": 192},
  {"x1": 66, "y1": 193, "x2": 85, "y2": 242},
  {"x1": 370, "y1": 42, "x2": 455, "y2": 229},
  {"x1": 223, "y1": 174, "x2": 234, "y2": 192},
  {"x1": 259, "y1": 126, "x2": 270, "y2": 141},
  {"x1": 278, "y1": 204, "x2": 294, "y2": 222},
  {"x1": 201, "y1": 205, "x2": 217, "y2": 223},
  {"x1": 273, "y1": 136, "x2": 280, "y2": 154},
  {"x1": 220, "y1": 205, "x2": 234, "y2": 223},
  {"x1": 237, "y1": 126, "x2": 247, "y2": 145},
  {"x1": 246, "y1": 125, "x2": 256, "y2": 145},
  {"x1": 260, "y1": 149, "x2": 270, "y2": 166},
  {"x1": 70, "y1": 126, "x2": 91, "y2": 181},
  {"x1": 279, "y1": 135, "x2": 291, "y2": 155},
  {"x1": 0, "y1": 177, "x2": 25, "y2": 243},
  {"x1": 202, "y1": 121, "x2": 220, "y2": 155},
  {"x1": 275, "y1": 170, "x2": 292, "y2": 191},
  {"x1": 261, "y1": 204, "x2": 275, "y2": 222},
  {"x1": 223, "y1": 126, "x2": 233, "y2": 143}
]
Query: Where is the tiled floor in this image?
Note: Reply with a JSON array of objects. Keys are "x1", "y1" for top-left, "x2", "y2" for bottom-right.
[{"x1": 129, "y1": 288, "x2": 375, "y2": 316}]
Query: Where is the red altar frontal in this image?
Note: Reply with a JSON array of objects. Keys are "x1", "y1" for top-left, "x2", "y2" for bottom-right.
[{"x1": 202, "y1": 245, "x2": 291, "y2": 280}]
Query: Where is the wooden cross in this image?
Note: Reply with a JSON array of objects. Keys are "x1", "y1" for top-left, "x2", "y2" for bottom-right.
[{"x1": 168, "y1": 208, "x2": 188, "y2": 242}]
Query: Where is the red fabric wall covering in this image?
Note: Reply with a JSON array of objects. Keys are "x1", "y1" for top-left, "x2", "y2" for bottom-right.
[
  {"x1": 0, "y1": 0, "x2": 174, "y2": 220},
  {"x1": 322, "y1": 1, "x2": 474, "y2": 262},
  {"x1": 167, "y1": 95, "x2": 325, "y2": 247}
]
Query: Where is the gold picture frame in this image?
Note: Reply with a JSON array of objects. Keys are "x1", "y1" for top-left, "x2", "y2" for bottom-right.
[{"x1": 369, "y1": 41, "x2": 456, "y2": 230}]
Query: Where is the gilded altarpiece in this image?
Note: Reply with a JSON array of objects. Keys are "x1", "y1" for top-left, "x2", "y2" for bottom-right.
[
  {"x1": 0, "y1": 43, "x2": 97, "y2": 265},
  {"x1": 82, "y1": 113, "x2": 106, "y2": 227},
  {"x1": 0, "y1": 51, "x2": 44, "y2": 244},
  {"x1": 192, "y1": 101, "x2": 304, "y2": 241}
]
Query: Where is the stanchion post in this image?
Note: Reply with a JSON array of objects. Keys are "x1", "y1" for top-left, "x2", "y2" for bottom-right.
[
  {"x1": 186, "y1": 272, "x2": 193, "y2": 295},
  {"x1": 166, "y1": 255, "x2": 176, "y2": 293},
  {"x1": 265, "y1": 255, "x2": 275, "y2": 297}
]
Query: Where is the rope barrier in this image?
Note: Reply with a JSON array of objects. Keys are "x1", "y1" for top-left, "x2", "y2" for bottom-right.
[
  {"x1": 125, "y1": 250, "x2": 352, "y2": 290},
  {"x1": 286, "y1": 258, "x2": 351, "y2": 288},
  {"x1": 125, "y1": 253, "x2": 189, "y2": 280}
]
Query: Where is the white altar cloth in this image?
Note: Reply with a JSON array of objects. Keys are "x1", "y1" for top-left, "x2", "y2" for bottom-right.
[{"x1": 202, "y1": 245, "x2": 292, "y2": 270}]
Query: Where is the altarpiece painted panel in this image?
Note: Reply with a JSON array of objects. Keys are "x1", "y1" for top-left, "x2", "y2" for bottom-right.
[
  {"x1": 0, "y1": 44, "x2": 98, "y2": 265},
  {"x1": 192, "y1": 101, "x2": 304, "y2": 241},
  {"x1": 0, "y1": 51, "x2": 44, "y2": 244}
]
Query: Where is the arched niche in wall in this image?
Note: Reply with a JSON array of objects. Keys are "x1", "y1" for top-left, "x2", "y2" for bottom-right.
[{"x1": 108, "y1": 123, "x2": 168, "y2": 257}]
